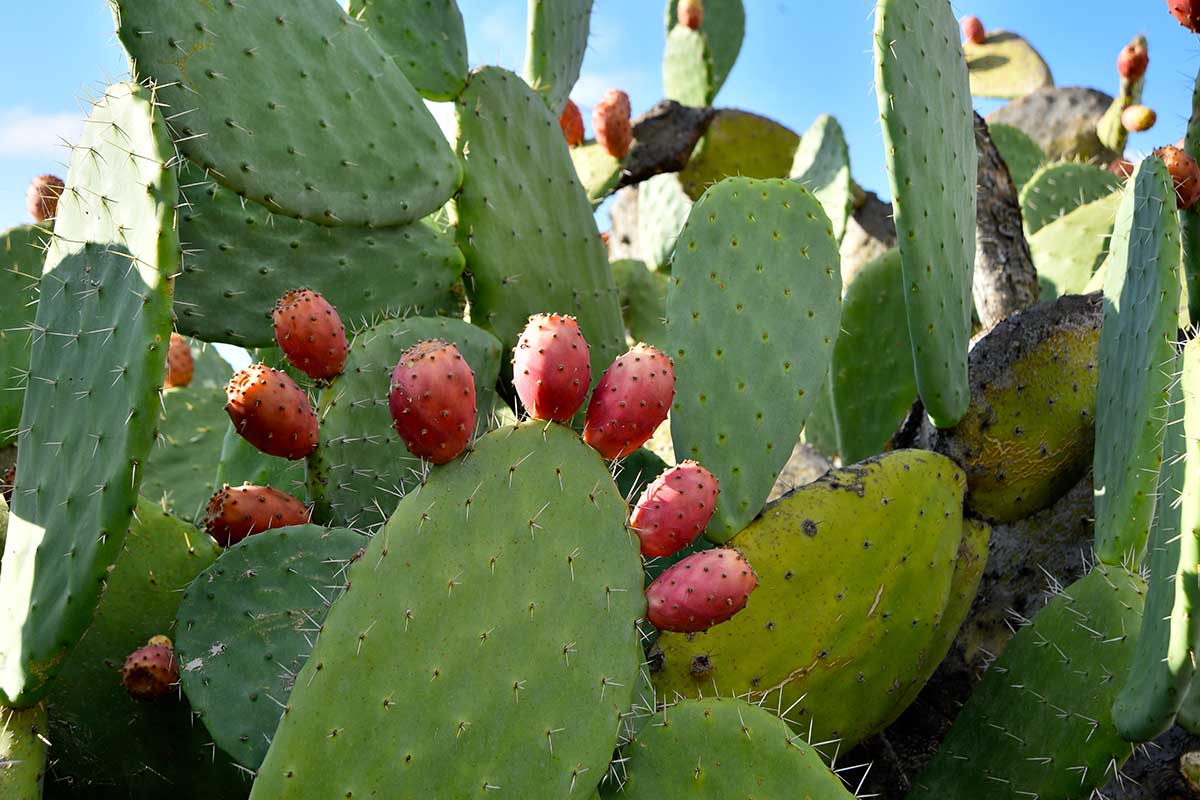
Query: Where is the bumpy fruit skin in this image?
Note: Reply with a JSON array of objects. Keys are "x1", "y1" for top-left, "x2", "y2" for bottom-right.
[
  {"x1": 225, "y1": 363, "x2": 319, "y2": 459},
  {"x1": 388, "y1": 339, "x2": 476, "y2": 465},
  {"x1": 1169, "y1": 0, "x2": 1200, "y2": 32},
  {"x1": 1117, "y1": 41, "x2": 1149, "y2": 81},
  {"x1": 960, "y1": 15, "x2": 986, "y2": 45},
  {"x1": 163, "y1": 332, "x2": 194, "y2": 389},
  {"x1": 203, "y1": 483, "x2": 311, "y2": 547},
  {"x1": 593, "y1": 90, "x2": 633, "y2": 160},
  {"x1": 1154, "y1": 145, "x2": 1200, "y2": 209},
  {"x1": 559, "y1": 99, "x2": 584, "y2": 148},
  {"x1": 512, "y1": 313, "x2": 591, "y2": 422},
  {"x1": 646, "y1": 548, "x2": 757, "y2": 632},
  {"x1": 25, "y1": 174, "x2": 63, "y2": 222},
  {"x1": 1122, "y1": 105, "x2": 1157, "y2": 133},
  {"x1": 272, "y1": 288, "x2": 349, "y2": 381},
  {"x1": 631, "y1": 460, "x2": 719, "y2": 557},
  {"x1": 677, "y1": 0, "x2": 704, "y2": 30},
  {"x1": 121, "y1": 636, "x2": 179, "y2": 701},
  {"x1": 583, "y1": 343, "x2": 675, "y2": 459}
]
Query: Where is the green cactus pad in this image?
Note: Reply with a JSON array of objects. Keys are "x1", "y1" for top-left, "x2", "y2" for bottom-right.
[
  {"x1": 455, "y1": 67, "x2": 626, "y2": 376},
  {"x1": 141, "y1": 386, "x2": 229, "y2": 524},
  {"x1": 611, "y1": 259, "x2": 668, "y2": 352},
  {"x1": 663, "y1": 26, "x2": 714, "y2": 107},
  {"x1": 664, "y1": 0, "x2": 744, "y2": 100},
  {"x1": 910, "y1": 563, "x2": 1145, "y2": 798},
  {"x1": 188, "y1": 340, "x2": 234, "y2": 389},
  {"x1": 1028, "y1": 189, "x2": 1121, "y2": 301},
  {"x1": 251, "y1": 422, "x2": 645, "y2": 799},
  {"x1": 0, "y1": 83, "x2": 177, "y2": 706},
  {"x1": 216, "y1": 422, "x2": 306, "y2": 498},
  {"x1": 523, "y1": 0, "x2": 592, "y2": 113},
  {"x1": 112, "y1": 0, "x2": 460, "y2": 227},
  {"x1": 308, "y1": 315, "x2": 502, "y2": 530},
  {"x1": 176, "y1": 525, "x2": 364, "y2": 770},
  {"x1": 47, "y1": 500, "x2": 248, "y2": 797},
  {"x1": 614, "y1": 447, "x2": 668, "y2": 507},
  {"x1": 636, "y1": 174, "x2": 692, "y2": 270},
  {"x1": 1094, "y1": 157, "x2": 1180, "y2": 564},
  {"x1": 0, "y1": 225, "x2": 45, "y2": 446},
  {"x1": 0, "y1": 703, "x2": 46, "y2": 800},
  {"x1": 618, "y1": 698, "x2": 853, "y2": 798},
  {"x1": 1183, "y1": 65, "x2": 1200, "y2": 327},
  {"x1": 963, "y1": 30, "x2": 1054, "y2": 100},
  {"x1": 346, "y1": 0, "x2": 468, "y2": 100},
  {"x1": 174, "y1": 164, "x2": 464, "y2": 347},
  {"x1": 1112, "y1": 341, "x2": 1199, "y2": 742},
  {"x1": 1019, "y1": 161, "x2": 1124, "y2": 236},
  {"x1": 666, "y1": 177, "x2": 841, "y2": 542},
  {"x1": 789, "y1": 115, "x2": 853, "y2": 245},
  {"x1": 874, "y1": 0, "x2": 976, "y2": 428},
  {"x1": 571, "y1": 143, "x2": 624, "y2": 207},
  {"x1": 678, "y1": 110, "x2": 800, "y2": 201},
  {"x1": 652, "y1": 450, "x2": 974, "y2": 749},
  {"x1": 987, "y1": 123, "x2": 1045, "y2": 191}
]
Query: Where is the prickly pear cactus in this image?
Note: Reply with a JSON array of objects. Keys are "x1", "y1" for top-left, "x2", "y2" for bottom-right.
[
  {"x1": 663, "y1": 25, "x2": 713, "y2": 107},
  {"x1": 962, "y1": 30, "x2": 1054, "y2": 100},
  {"x1": 347, "y1": 0, "x2": 468, "y2": 100},
  {"x1": 677, "y1": 110, "x2": 800, "y2": 201},
  {"x1": 663, "y1": 0, "x2": 744, "y2": 100},
  {"x1": 1019, "y1": 161, "x2": 1123, "y2": 236},
  {"x1": 790, "y1": 115, "x2": 853, "y2": 244},
  {"x1": 0, "y1": 224, "x2": 44, "y2": 445},
  {"x1": 524, "y1": 0, "x2": 592, "y2": 113},
  {"x1": 986, "y1": 123, "x2": 1045, "y2": 191},
  {"x1": 0, "y1": 703, "x2": 46, "y2": 800},
  {"x1": 611, "y1": 259, "x2": 668, "y2": 351},
  {"x1": 1183, "y1": 65, "x2": 1200, "y2": 326},
  {"x1": 1028, "y1": 189, "x2": 1121, "y2": 300},
  {"x1": 636, "y1": 173, "x2": 693, "y2": 270},
  {"x1": 141, "y1": 385, "x2": 230, "y2": 524}
]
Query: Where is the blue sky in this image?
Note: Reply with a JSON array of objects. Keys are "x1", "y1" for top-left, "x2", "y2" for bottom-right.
[{"x1": 1, "y1": 1, "x2": 1198, "y2": 229}]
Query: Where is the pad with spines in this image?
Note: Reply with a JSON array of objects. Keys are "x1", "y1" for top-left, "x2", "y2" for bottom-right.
[
  {"x1": 523, "y1": 0, "x2": 593, "y2": 113},
  {"x1": 454, "y1": 67, "x2": 626, "y2": 377},
  {"x1": 250, "y1": 422, "x2": 645, "y2": 799},
  {"x1": 666, "y1": 177, "x2": 841, "y2": 542},
  {"x1": 571, "y1": 143, "x2": 624, "y2": 207},
  {"x1": 662, "y1": 25, "x2": 714, "y2": 107},
  {"x1": 0, "y1": 82, "x2": 177, "y2": 706},
  {"x1": 874, "y1": 0, "x2": 976, "y2": 428},
  {"x1": 1028, "y1": 189, "x2": 1121, "y2": 300},
  {"x1": 1094, "y1": 156, "x2": 1180, "y2": 564},
  {"x1": 664, "y1": 0, "x2": 744, "y2": 101},
  {"x1": 141, "y1": 386, "x2": 229, "y2": 524},
  {"x1": 216, "y1": 421, "x2": 307, "y2": 497},
  {"x1": 789, "y1": 114, "x2": 853, "y2": 245},
  {"x1": 611, "y1": 259, "x2": 668, "y2": 352},
  {"x1": 346, "y1": 0, "x2": 468, "y2": 101},
  {"x1": 176, "y1": 525, "x2": 364, "y2": 770},
  {"x1": 962, "y1": 30, "x2": 1054, "y2": 100},
  {"x1": 986, "y1": 122, "x2": 1045, "y2": 191},
  {"x1": 636, "y1": 173, "x2": 693, "y2": 270},
  {"x1": 112, "y1": 0, "x2": 460, "y2": 227},
  {"x1": 1019, "y1": 161, "x2": 1124, "y2": 236},
  {"x1": 0, "y1": 225, "x2": 45, "y2": 445},
  {"x1": 0, "y1": 703, "x2": 46, "y2": 799},
  {"x1": 1183, "y1": 65, "x2": 1200, "y2": 326},
  {"x1": 677, "y1": 110, "x2": 800, "y2": 201}
]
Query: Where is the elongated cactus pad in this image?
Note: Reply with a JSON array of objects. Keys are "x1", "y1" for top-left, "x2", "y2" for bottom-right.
[
  {"x1": 1028, "y1": 189, "x2": 1121, "y2": 300},
  {"x1": 0, "y1": 225, "x2": 45, "y2": 445},
  {"x1": 663, "y1": 25, "x2": 714, "y2": 107},
  {"x1": 664, "y1": 0, "x2": 744, "y2": 100},
  {"x1": 874, "y1": 0, "x2": 976, "y2": 428},
  {"x1": 678, "y1": 110, "x2": 800, "y2": 201},
  {"x1": 1183, "y1": 65, "x2": 1200, "y2": 326},
  {"x1": 347, "y1": 0, "x2": 468, "y2": 100},
  {"x1": 963, "y1": 30, "x2": 1054, "y2": 100},
  {"x1": 0, "y1": 83, "x2": 177, "y2": 706},
  {"x1": 986, "y1": 123, "x2": 1045, "y2": 191},
  {"x1": 0, "y1": 703, "x2": 46, "y2": 800},
  {"x1": 667, "y1": 177, "x2": 841, "y2": 542},
  {"x1": 1020, "y1": 161, "x2": 1124, "y2": 236},
  {"x1": 790, "y1": 115, "x2": 853, "y2": 244},
  {"x1": 251, "y1": 423, "x2": 644, "y2": 799},
  {"x1": 524, "y1": 0, "x2": 593, "y2": 113}
]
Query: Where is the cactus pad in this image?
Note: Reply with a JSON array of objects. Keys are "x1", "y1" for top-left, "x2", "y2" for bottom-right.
[
  {"x1": 678, "y1": 110, "x2": 800, "y2": 201},
  {"x1": 0, "y1": 703, "x2": 46, "y2": 800},
  {"x1": 611, "y1": 259, "x2": 668, "y2": 352},
  {"x1": 141, "y1": 386, "x2": 230, "y2": 524},
  {"x1": 1183, "y1": 65, "x2": 1200, "y2": 326},
  {"x1": 987, "y1": 123, "x2": 1045, "y2": 191},
  {"x1": 216, "y1": 420, "x2": 306, "y2": 497},
  {"x1": 1020, "y1": 161, "x2": 1124, "y2": 236},
  {"x1": 663, "y1": 26, "x2": 714, "y2": 107},
  {"x1": 524, "y1": 0, "x2": 592, "y2": 113},
  {"x1": 664, "y1": 0, "x2": 744, "y2": 100},
  {"x1": 963, "y1": 30, "x2": 1054, "y2": 100},
  {"x1": 347, "y1": 0, "x2": 468, "y2": 100},
  {"x1": 790, "y1": 115, "x2": 853, "y2": 244},
  {"x1": 0, "y1": 225, "x2": 44, "y2": 445},
  {"x1": 636, "y1": 174, "x2": 693, "y2": 270},
  {"x1": 571, "y1": 143, "x2": 624, "y2": 206},
  {"x1": 1028, "y1": 189, "x2": 1121, "y2": 300}
]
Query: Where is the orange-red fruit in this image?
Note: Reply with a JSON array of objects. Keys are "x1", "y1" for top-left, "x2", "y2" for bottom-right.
[
  {"x1": 164, "y1": 332, "x2": 194, "y2": 389},
  {"x1": 513, "y1": 314, "x2": 591, "y2": 423},
  {"x1": 1154, "y1": 145, "x2": 1200, "y2": 209},
  {"x1": 272, "y1": 288, "x2": 349, "y2": 381},
  {"x1": 26, "y1": 174, "x2": 63, "y2": 222},
  {"x1": 677, "y1": 0, "x2": 704, "y2": 30},
  {"x1": 1121, "y1": 105, "x2": 1157, "y2": 133},
  {"x1": 961, "y1": 15, "x2": 985, "y2": 45},
  {"x1": 559, "y1": 99, "x2": 584, "y2": 148},
  {"x1": 203, "y1": 483, "x2": 311, "y2": 547},
  {"x1": 583, "y1": 343, "x2": 675, "y2": 460},
  {"x1": 122, "y1": 636, "x2": 179, "y2": 701},
  {"x1": 630, "y1": 461, "x2": 720, "y2": 557},
  {"x1": 1169, "y1": 0, "x2": 1200, "y2": 32},
  {"x1": 388, "y1": 339, "x2": 476, "y2": 465},
  {"x1": 645, "y1": 548, "x2": 757, "y2": 632},
  {"x1": 225, "y1": 364, "x2": 319, "y2": 460},
  {"x1": 593, "y1": 90, "x2": 633, "y2": 160},
  {"x1": 1117, "y1": 41, "x2": 1149, "y2": 81}
]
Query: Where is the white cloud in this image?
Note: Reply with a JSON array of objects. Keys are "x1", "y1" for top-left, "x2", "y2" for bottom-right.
[{"x1": 0, "y1": 107, "x2": 83, "y2": 158}]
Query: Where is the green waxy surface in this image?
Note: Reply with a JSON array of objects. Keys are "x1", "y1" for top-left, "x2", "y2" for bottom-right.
[
  {"x1": 347, "y1": 0, "x2": 468, "y2": 100},
  {"x1": 141, "y1": 386, "x2": 229, "y2": 525},
  {"x1": 636, "y1": 173, "x2": 692, "y2": 270},
  {"x1": 664, "y1": 0, "x2": 744, "y2": 100},
  {"x1": 1028, "y1": 189, "x2": 1121, "y2": 301},
  {"x1": 678, "y1": 110, "x2": 800, "y2": 201},
  {"x1": 663, "y1": 25, "x2": 713, "y2": 107},
  {"x1": 0, "y1": 83, "x2": 177, "y2": 706},
  {"x1": 987, "y1": 122, "x2": 1045, "y2": 191},
  {"x1": 790, "y1": 115, "x2": 852, "y2": 245},
  {"x1": 874, "y1": 0, "x2": 976, "y2": 428},
  {"x1": 571, "y1": 143, "x2": 624, "y2": 207},
  {"x1": 0, "y1": 703, "x2": 46, "y2": 800},
  {"x1": 963, "y1": 30, "x2": 1055, "y2": 100},
  {"x1": 524, "y1": 0, "x2": 593, "y2": 113},
  {"x1": 1020, "y1": 161, "x2": 1124, "y2": 236},
  {"x1": 216, "y1": 421, "x2": 306, "y2": 498},
  {"x1": 251, "y1": 423, "x2": 645, "y2": 799},
  {"x1": 308, "y1": 315, "x2": 502, "y2": 530},
  {"x1": 112, "y1": 0, "x2": 460, "y2": 227},
  {"x1": 1094, "y1": 156, "x2": 1180, "y2": 564},
  {"x1": 1183, "y1": 65, "x2": 1200, "y2": 327},
  {"x1": 910, "y1": 563, "x2": 1145, "y2": 799},
  {"x1": 176, "y1": 525, "x2": 364, "y2": 770},
  {"x1": 611, "y1": 259, "x2": 668, "y2": 351},
  {"x1": 0, "y1": 225, "x2": 45, "y2": 446},
  {"x1": 666, "y1": 177, "x2": 841, "y2": 541},
  {"x1": 175, "y1": 163, "x2": 464, "y2": 347}
]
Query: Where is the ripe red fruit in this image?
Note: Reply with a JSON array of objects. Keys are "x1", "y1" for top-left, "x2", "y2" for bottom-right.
[
  {"x1": 1154, "y1": 145, "x2": 1200, "y2": 209},
  {"x1": 225, "y1": 364, "x2": 319, "y2": 460},
  {"x1": 960, "y1": 15, "x2": 986, "y2": 45},
  {"x1": 25, "y1": 174, "x2": 63, "y2": 222},
  {"x1": 389, "y1": 339, "x2": 476, "y2": 465},
  {"x1": 204, "y1": 483, "x2": 311, "y2": 547},
  {"x1": 593, "y1": 90, "x2": 633, "y2": 160},
  {"x1": 272, "y1": 288, "x2": 349, "y2": 381},
  {"x1": 512, "y1": 314, "x2": 591, "y2": 423},
  {"x1": 1169, "y1": 0, "x2": 1200, "y2": 32},
  {"x1": 583, "y1": 343, "x2": 675, "y2": 460},
  {"x1": 163, "y1": 332, "x2": 194, "y2": 389},
  {"x1": 559, "y1": 99, "x2": 584, "y2": 148},
  {"x1": 645, "y1": 548, "x2": 758, "y2": 632},
  {"x1": 122, "y1": 635, "x2": 179, "y2": 701},
  {"x1": 1121, "y1": 105, "x2": 1157, "y2": 133},
  {"x1": 677, "y1": 0, "x2": 704, "y2": 30},
  {"x1": 630, "y1": 461, "x2": 720, "y2": 557},
  {"x1": 1117, "y1": 41, "x2": 1149, "y2": 82}
]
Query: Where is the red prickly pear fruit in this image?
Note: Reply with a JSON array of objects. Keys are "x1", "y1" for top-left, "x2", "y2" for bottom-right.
[
  {"x1": 2, "y1": 463, "x2": 13, "y2": 504},
  {"x1": 583, "y1": 343, "x2": 675, "y2": 460},
  {"x1": 512, "y1": 314, "x2": 592, "y2": 423},
  {"x1": 225, "y1": 364, "x2": 319, "y2": 460},
  {"x1": 26, "y1": 174, "x2": 63, "y2": 222},
  {"x1": 1154, "y1": 145, "x2": 1200, "y2": 209},
  {"x1": 559, "y1": 99, "x2": 584, "y2": 148},
  {"x1": 593, "y1": 90, "x2": 633, "y2": 160},
  {"x1": 960, "y1": 16, "x2": 985, "y2": 45},
  {"x1": 122, "y1": 635, "x2": 179, "y2": 701},
  {"x1": 1169, "y1": 0, "x2": 1200, "y2": 32},
  {"x1": 272, "y1": 288, "x2": 349, "y2": 381},
  {"x1": 645, "y1": 548, "x2": 757, "y2": 633},
  {"x1": 163, "y1": 332, "x2": 194, "y2": 389},
  {"x1": 600, "y1": 231, "x2": 611, "y2": 251},
  {"x1": 1117, "y1": 41, "x2": 1149, "y2": 81},
  {"x1": 1122, "y1": 105, "x2": 1157, "y2": 133},
  {"x1": 1108, "y1": 158, "x2": 1135, "y2": 179},
  {"x1": 388, "y1": 339, "x2": 477, "y2": 465},
  {"x1": 630, "y1": 460, "x2": 719, "y2": 557},
  {"x1": 677, "y1": 0, "x2": 703, "y2": 30},
  {"x1": 203, "y1": 483, "x2": 311, "y2": 547}
]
